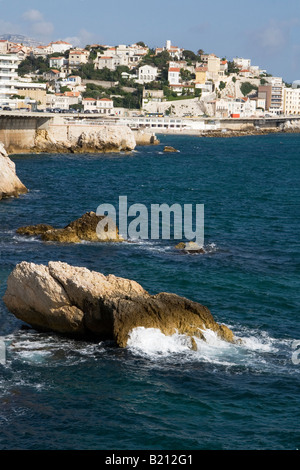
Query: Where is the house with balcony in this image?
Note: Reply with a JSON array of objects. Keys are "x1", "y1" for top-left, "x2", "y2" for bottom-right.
[
  {"x1": 83, "y1": 97, "x2": 114, "y2": 114},
  {"x1": 43, "y1": 69, "x2": 66, "y2": 81},
  {"x1": 69, "y1": 49, "x2": 89, "y2": 68},
  {"x1": 137, "y1": 65, "x2": 159, "y2": 84},
  {"x1": 49, "y1": 56, "x2": 68, "y2": 69},
  {"x1": 32, "y1": 44, "x2": 54, "y2": 58},
  {"x1": 47, "y1": 91, "x2": 81, "y2": 110},
  {"x1": 94, "y1": 53, "x2": 128, "y2": 71}
]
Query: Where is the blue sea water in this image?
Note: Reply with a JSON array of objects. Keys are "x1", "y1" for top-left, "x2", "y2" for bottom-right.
[{"x1": 0, "y1": 133, "x2": 299, "y2": 450}]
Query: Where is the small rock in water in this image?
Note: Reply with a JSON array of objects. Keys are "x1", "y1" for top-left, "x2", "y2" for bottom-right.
[
  {"x1": 163, "y1": 146, "x2": 178, "y2": 153},
  {"x1": 16, "y1": 212, "x2": 123, "y2": 244},
  {"x1": 175, "y1": 241, "x2": 205, "y2": 254}
]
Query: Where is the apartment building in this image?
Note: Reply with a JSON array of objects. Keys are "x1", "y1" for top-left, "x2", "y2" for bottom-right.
[
  {"x1": 284, "y1": 87, "x2": 300, "y2": 115},
  {"x1": 14, "y1": 80, "x2": 47, "y2": 106},
  {"x1": 0, "y1": 54, "x2": 20, "y2": 103},
  {"x1": 258, "y1": 77, "x2": 284, "y2": 114}
]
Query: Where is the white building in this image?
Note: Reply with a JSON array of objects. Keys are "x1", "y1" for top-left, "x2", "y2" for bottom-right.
[
  {"x1": 233, "y1": 57, "x2": 251, "y2": 70},
  {"x1": 214, "y1": 97, "x2": 256, "y2": 117},
  {"x1": 83, "y1": 97, "x2": 114, "y2": 114},
  {"x1": 59, "y1": 75, "x2": 83, "y2": 91},
  {"x1": 49, "y1": 41, "x2": 72, "y2": 54},
  {"x1": 69, "y1": 49, "x2": 89, "y2": 67},
  {"x1": 32, "y1": 45, "x2": 54, "y2": 57},
  {"x1": 49, "y1": 57, "x2": 68, "y2": 69},
  {"x1": 284, "y1": 87, "x2": 300, "y2": 115},
  {"x1": 168, "y1": 67, "x2": 180, "y2": 85},
  {"x1": 114, "y1": 44, "x2": 148, "y2": 69},
  {"x1": 155, "y1": 40, "x2": 184, "y2": 60},
  {"x1": 137, "y1": 65, "x2": 159, "y2": 84},
  {"x1": 0, "y1": 54, "x2": 20, "y2": 103},
  {"x1": 94, "y1": 54, "x2": 128, "y2": 71}
]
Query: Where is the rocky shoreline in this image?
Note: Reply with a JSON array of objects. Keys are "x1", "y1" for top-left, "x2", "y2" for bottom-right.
[
  {"x1": 0, "y1": 142, "x2": 27, "y2": 200},
  {"x1": 199, "y1": 128, "x2": 300, "y2": 138}
]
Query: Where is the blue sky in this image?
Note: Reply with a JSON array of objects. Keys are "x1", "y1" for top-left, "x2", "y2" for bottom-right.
[{"x1": 1, "y1": 0, "x2": 300, "y2": 82}]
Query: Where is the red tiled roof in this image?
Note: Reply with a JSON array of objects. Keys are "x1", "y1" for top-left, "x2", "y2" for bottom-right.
[
  {"x1": 51, "y1": 41, "x2": 72, "y2": 45},
  {"x1": 169, "y1": 67, "x2": 180, "y2": 72},
  {"x1": 64, "y1": 92, "x2": 80, "y2": 97}
]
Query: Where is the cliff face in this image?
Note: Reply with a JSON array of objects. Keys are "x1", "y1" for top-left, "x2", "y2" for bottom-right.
[
  {"x1": 33, "y1": 125, "x2": 137, "y2": 153},
  {"x1": 0, "y1": 142, "x2": 28, "y2": 200}
]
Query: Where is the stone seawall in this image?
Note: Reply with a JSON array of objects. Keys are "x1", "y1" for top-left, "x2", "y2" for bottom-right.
[
  {"x1": 0, "y1": 115, "x2": 49, "y2": 154},
  {"x1": 1, "y1": 113, "x2": 299, "y2": 154},
  {"x1": 0, "y1": 114, "x2": 159, "y2": 154}
]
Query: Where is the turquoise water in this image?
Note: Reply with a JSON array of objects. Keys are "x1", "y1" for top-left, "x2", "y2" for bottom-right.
[{"x1": 0, "y1": 133, "x2": 299, "y2": 450}]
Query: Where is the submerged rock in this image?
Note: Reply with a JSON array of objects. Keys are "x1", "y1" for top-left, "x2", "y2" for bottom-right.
[
  {"x1": 3, "y1": 261, "x2": 235, "y2": 348},
  {"x1": 0, "y1": 142, "x2": 28, "y2": 200},
  {"x1": 17, "y1": 211, "x2": 123, "y2": 243},
  {"x1": 163, "y1": 146, "x2": 178, "y2": 153},
  {"x1": 17, "y1": 224, "x2": 54, "y2": 236},
  {"x1": 175, "y1": 241, "x2": 205, "y2": 254}
]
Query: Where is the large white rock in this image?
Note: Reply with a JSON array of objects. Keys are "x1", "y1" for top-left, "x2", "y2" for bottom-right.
[
  {"x1": 0, "y1": 142, "x2": 27, "y2": 200},
  {"x1": 3, "y1": 261, "x2": 235, "y2": 347},
  {"x1": 77, "y1": 126, "x2": 136, "y2": 152}
]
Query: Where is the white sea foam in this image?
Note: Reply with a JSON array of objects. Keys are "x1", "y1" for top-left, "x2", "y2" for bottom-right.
[
  {"x1": 4, "y1": 332, "x2": 105, "y2": 366},
  {"x1": 127, "y1": 327, "x2": 194, "y2": 356},
  {"x1": 127, "y1": 325, "x2": 295, "y2": 373}
]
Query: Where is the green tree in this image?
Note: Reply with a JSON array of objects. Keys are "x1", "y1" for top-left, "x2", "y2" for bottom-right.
[
  {"x1": 18, "y1": 56, "x2": 50, "y2": 76},
  {"x1": 180, "y1": 69, "x2": 194, "y2": 82},
  {"x1": 240, "y1": 82, "x2": 258, "y2": 96},
  {"x1": 182, "y1": 50, "x2": 198, "y2": 61},
  {"x1": 226, "y1": 61, "x2": 240, "y2": 75}
]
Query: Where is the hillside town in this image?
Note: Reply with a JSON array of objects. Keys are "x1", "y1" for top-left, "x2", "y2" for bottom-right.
[{"x1": 0, "y1": 36, "x2": 300, "y2": 118}]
